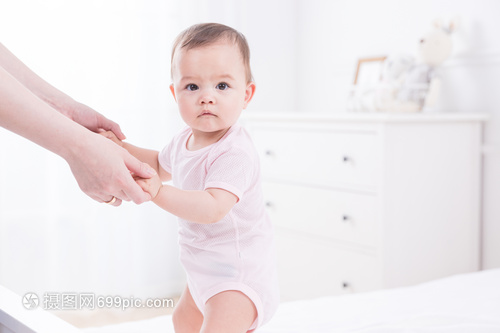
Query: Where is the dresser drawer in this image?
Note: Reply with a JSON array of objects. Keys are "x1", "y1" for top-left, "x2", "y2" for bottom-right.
[
  {"x1": 264, "y1": 182, "x2": 378, "y2": 247},
  {"x1": 252, "y1": 127, "x2": 379, "y2": 188},
  {"x1": 275, "y1": 228, "x2": 380, "y2": 301}
]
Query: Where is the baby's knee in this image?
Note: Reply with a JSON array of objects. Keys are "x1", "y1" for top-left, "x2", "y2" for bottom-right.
[
  {"x1": 172, "y1": 303, "x2": 203, "y2": 333},
  {"x1": 172, "y1": 307, "x2": 188, "y2": 332},
  {"x1": 172, "y1": 308, "x2": 182, "y2": 331}
]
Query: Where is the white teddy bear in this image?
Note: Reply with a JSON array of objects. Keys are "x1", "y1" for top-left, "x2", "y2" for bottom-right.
[{"x1": 375, "y1": 19, "x2": 457, "y2": 112}]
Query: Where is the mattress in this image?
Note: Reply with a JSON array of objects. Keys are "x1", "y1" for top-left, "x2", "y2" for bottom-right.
[{"x1": 79, "y1": 269, "x2": 500, "y2": 333}]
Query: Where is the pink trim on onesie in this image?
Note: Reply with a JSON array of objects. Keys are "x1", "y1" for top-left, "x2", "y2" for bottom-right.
[{"x1": 189, "y1": 281, "x2": 263, "y2": 331}]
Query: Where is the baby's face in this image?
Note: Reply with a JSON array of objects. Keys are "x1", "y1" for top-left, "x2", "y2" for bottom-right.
[{"x1": 170, "y1": 41, "x2": 254, "y2": 135}]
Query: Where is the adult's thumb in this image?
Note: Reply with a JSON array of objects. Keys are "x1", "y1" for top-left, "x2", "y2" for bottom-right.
[{"x1": 125, "y1": 155, "x2": 157, "y2": 178}]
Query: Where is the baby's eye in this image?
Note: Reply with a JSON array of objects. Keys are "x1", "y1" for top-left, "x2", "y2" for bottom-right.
[
  {"x1": 216, "y1": 82, "x2": 229, "y2": 90},
  {"x1": 186, "y1": 84, "x2": 199, "y2": 91}
]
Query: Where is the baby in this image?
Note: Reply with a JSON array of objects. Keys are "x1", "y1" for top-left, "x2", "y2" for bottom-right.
[{"x1": 102, "y1": 23, "x2": 279, "y2": 332}]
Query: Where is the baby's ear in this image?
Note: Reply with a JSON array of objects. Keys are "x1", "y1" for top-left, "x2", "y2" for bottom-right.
[
  {"x1": 243, "y1": 82, "x2": 256, "y2": 109},
  {"x1": 170, "y1": 84, "x2": 177, "y2": 102}
]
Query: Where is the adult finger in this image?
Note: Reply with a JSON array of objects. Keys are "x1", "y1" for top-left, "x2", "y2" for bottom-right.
[
  {"x1": 120, "y1": 155, "x2": 153, "y2": 204},
  {"x1": 100, "y1": 195, "x2": 123, "y2": 207},
  {"x1": 106, "y1": 120, "x2": 126, "y2": 141},
  {"x1": 100, "y1": 181, "x2": 137, "y2": 204},
  {"x1": 109, "y1": 197, "x2": 123, "y2": 207},
  {"x1": 118, "y1": 190, "x2": 131, "y2": 202},
  {"x1": 122, "y1": 175, "x2": 152, "y2": 204},
  {"x1": 99, "y1": 115, "x2": 126, "y2": 140},
  {"x1": 124, "y1": 154, "x2": 157, "y2": 180}
]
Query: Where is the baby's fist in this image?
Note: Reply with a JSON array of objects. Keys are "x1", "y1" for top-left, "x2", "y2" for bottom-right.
[{"x1": 135, "y1": 174, "x2": 162, "y2": 200}]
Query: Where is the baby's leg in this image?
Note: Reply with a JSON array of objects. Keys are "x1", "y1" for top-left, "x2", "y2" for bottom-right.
[
  {"x1": 201, "y1": 290, "x2": 257, "y2": 333},
  {"x1": 172, "y1": 286, "x2": 204, "y2": 333}
]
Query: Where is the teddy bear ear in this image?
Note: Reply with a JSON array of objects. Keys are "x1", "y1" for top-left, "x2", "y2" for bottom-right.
[
  {"x1": 433, "y1": 16, "x2": 460, "y2": 34},
  {"x1": 433, "y1": 18, "x2": 444, "y2": 30},
  {"x1": 448, "y1": 16, "x2": 460, "y2": 33}
]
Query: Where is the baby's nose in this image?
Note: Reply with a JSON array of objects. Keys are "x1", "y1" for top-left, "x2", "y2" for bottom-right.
[{"x1": 200, "y1": 92, "x2": 215, "y2": 104}]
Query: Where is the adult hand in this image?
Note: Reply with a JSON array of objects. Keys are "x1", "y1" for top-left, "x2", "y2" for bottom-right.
[
  {"x1": 65, "y1": 132, "x2": 157, "y2": 206},
  {"x1": 67, "y1": 100, "x2": 126, "y2": 140},
  {"x1": 0, "y1": 42, "x2": 154, "y2": 206}
]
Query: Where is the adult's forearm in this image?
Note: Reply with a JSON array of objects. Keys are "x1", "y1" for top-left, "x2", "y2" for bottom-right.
[
  {"x1": 0, "y1": 43, "x2": 73, "y2": 115},
  {"x1": 0, "y1": 46, "x2": 154, "y2": 205},
  {"x1": 0, "y1": 66, "x2": 87, "y2": 159}
]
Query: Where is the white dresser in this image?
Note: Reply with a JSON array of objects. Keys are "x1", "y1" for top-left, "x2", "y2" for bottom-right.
[{"x1": 241, "y1": 113, "x2": 486, "y2": 302}]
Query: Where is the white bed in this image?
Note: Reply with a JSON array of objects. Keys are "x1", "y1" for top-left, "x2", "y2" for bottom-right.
[{"x1": 2, "y1": 269, "x2": 500, "y2": 333}]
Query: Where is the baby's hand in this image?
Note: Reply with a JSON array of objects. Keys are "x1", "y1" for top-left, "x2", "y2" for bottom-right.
[
  {"x1": 99, "y1": 130, "x2": 123, "y2": 147},
  {"x1": 135, "y1": 174, "x2": 163, "y2": 200}
]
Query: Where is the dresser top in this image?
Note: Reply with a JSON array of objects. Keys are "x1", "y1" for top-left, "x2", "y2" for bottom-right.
[{"x1": 241, "y1": 112, "x2": 488, "y2": 123}]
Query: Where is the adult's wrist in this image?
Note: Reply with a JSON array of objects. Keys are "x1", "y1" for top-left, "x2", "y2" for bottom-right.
[
  {"x1": 57, "y1": 125, "x2": 96, "y2": 163},
  {"x1": 39, "y1": 90, "x2": 76, "y2": 119}
]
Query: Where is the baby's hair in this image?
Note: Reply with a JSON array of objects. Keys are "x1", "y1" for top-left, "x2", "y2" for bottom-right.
[{"x1": 171, "y1": 23, "x2": 253, "y2": 83}]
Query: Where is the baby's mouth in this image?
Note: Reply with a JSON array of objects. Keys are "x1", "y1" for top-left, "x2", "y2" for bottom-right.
[{"x1": 199, "y1": 111, "x2": 216, "y2": 117}]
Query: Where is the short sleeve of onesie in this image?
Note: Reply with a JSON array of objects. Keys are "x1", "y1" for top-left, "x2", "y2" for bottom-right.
[
  {"x1": 158, "y1": 139, "x2": 175, "y2": 174},
  {"x1": 205, "y1": 148, "x2": 254, "y2": 202}
]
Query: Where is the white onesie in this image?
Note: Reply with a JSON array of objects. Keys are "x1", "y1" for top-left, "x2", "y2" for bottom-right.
[{"x1": 158, "y1": 123, "x2": 279, "y2": 330}]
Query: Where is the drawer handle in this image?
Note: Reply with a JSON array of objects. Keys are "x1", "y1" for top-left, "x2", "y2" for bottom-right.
[
  {"x1": 265, "y1": 150, "x2": 275, "y2": 157},
  {"x1": 341, "y1": 281, "x2": 350, "y2": 289},
  {"x1": 342, "y1": 155, "x2": 350, "y2": 163},
  {"x1": 265, "y1": 201, "x2": 274, "y2": 209},
  {"x1": 342, "y1": 215, "x2": 351, "y2": 223}
]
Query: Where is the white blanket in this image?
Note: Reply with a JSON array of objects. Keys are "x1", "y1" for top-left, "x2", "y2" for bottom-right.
[{"x1": 83, "y1": 269, "x2": 500, "y2": 333}]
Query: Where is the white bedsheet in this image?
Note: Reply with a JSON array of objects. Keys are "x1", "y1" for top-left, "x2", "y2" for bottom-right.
[{"x1": 82, "y1": 269, "x2": 500, "y2": 333}]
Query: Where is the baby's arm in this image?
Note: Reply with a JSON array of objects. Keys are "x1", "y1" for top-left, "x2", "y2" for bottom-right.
[
  {"x1": 100, "y1": 131, "x2": 171, "y2": 181},
  {"x1": 101, "y1": 131, "x2": 237, "y2": 223},
  {"x1": 137, "y1": 177, "x2": 237, "y2": 224}
]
